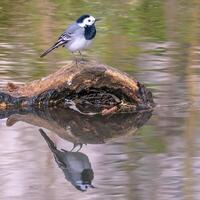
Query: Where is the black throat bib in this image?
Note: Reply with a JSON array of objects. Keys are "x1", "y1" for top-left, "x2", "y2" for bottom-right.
[{"x1": 84, "y1": 25, "x2": 96, "y2": 40}]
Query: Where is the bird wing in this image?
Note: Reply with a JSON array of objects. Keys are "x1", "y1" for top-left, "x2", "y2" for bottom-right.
[
  {"x1": 58, "y1": 23, "x2": 80, "y2": 40},
  {"x1": 40, "y1": 23, "x2": 81, "y2": 57}
]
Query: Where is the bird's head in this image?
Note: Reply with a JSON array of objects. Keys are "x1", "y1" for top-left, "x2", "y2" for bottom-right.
[
  {"x1": 77, "y1": 14, "x2": 100, "y2": 27},
  {"x1": 74, "y1": 168, "x2": 95, "y2": 191},
  {"x1": 75, "y1": 183, "x2": 95, "y2": 192}
]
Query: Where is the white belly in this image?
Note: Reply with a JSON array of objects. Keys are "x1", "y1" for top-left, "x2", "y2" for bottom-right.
[{"x1": 65, "y1": 36, "x2": 92, "y2": 52}]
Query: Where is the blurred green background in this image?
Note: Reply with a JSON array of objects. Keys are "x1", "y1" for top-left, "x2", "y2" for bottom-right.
[{"x1": 1, "y1": 0, "x2": 199, "y2": 81}]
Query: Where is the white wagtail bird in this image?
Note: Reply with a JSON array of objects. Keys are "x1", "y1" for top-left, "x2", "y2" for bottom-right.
[
  {"x1": 39, "y1": 129, "x2": 95, "y2": 192},
  {"x1": 40, "y1": 14, "x2": 99, "y2": 60}
]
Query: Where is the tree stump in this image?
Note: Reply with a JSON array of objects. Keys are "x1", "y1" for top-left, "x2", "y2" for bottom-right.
[{"x1": 0, "y1": 60, "x2": 154, "y2": 115}]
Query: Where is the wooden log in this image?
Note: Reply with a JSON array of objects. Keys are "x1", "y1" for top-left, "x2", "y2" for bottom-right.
[{"x1": 0, "y1": 60, "x2": 154, "y2": 115}]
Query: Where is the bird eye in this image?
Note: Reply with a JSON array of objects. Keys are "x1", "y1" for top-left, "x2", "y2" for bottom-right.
[{"x1": 88, "y1": 19, "x2": 91, "y2": 22}]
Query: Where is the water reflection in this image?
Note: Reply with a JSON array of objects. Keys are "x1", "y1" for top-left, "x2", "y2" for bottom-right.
[
  {"x1": 39, "y1": 129, "x2": 94, "y2": 192},
  {"x1": 0, "y1": 107, "x2": 152, "y2": 193},
  {"x1": 4, "y1": 107, "x2": 152, "y2": 145}
]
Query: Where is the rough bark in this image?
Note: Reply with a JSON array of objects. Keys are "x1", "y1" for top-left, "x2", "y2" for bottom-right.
[{"x1": 0, "y1": 60, "x2": 154, "y2": 115}]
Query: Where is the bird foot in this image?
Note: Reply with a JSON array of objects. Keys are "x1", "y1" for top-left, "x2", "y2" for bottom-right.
[{"x1": 70, "y1": 143, "x2": 83, "y2": 152}]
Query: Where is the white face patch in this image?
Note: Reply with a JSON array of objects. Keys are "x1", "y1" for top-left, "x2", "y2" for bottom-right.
[
  {"x1": 76, "y1": 183, "x2": 91, "y2": 191},
  {"x1": 78, "y1": 16, "x2": 96, "y2": 27}
]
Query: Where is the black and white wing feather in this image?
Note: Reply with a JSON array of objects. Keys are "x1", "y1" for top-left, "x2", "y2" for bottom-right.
[{"x1": 40, "y1": 23, "x2": 80, "y2": 57}]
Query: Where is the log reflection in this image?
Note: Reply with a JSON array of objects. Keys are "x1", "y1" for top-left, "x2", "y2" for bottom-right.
[{"x1": 4, "y1": 107, "x2": 152, "y2": 145}]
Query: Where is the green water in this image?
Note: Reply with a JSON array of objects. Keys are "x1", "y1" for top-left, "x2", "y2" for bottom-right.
[{"x1": 0, "y1": 0, "x2": 200, "y2": 200}]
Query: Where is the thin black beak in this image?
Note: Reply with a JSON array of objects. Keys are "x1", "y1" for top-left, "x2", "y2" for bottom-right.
[{"x1": 95, "y1": 18, "x2": 101, "y2": 22}]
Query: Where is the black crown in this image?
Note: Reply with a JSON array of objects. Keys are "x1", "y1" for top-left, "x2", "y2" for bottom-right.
[{"x1": 76, "y1": 14, "x2": 90, "y2": 23}]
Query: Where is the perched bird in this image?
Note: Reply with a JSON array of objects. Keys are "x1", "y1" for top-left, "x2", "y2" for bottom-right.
[
  {"x1": 40, "y1": 14, "x2": 99, "y2": 58},
  {"x1": 39, "y1": 129, "x2": 95, "y2": 191}
]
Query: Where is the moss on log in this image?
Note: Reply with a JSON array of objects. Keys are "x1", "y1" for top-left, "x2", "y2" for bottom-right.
[{"x1": 0, "y1": 60, "x2": 154, "y2": 115}]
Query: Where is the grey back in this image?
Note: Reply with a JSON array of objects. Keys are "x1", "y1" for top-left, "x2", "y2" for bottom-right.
[{"x1": 59, "y1": 23, "x2": 84, "y2": 40}]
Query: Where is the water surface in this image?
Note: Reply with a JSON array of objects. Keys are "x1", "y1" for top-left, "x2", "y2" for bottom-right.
[{"x1": 0, "y1": 0, "x2": 200, "y2": 200}]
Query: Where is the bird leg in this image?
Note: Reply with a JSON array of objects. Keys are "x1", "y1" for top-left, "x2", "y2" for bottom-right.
[
  {"x1": 76, "y1": 143, "x2": 83, "y2": 152},
  {"x1": 78, "y1": 51, "x2": 83, "y2": 61},
  {"x1": 70, "y1": 143, "x2": 83, "y2": 152},
  {"x1": 72, "y1": 52, "x2": 79, "y2": 67}
]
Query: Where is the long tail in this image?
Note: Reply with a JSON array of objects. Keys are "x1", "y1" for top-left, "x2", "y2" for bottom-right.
[
  {"x1": 40, "y1": 43, "x2": 59, "y2": 57},
  {"x1": 39, "y1": 128, "x2": 57, "y2": 152},
  {"x1": 40, "y1": 46, "x2": 56, "y2": 57},
  {"x1": 39, "y1": 129, "x2": 67, "y2": 168},
  {"x1": 40, "y1": 41, "x2": 63, "y2": 58}
]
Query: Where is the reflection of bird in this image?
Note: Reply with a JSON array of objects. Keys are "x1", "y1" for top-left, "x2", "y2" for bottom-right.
[
  {"x1": 39, "y1": 129, "x2": 95, "y2": 191},
  {"x1": 70, "y1": 143, "x2": 84, "y2": 152},
  {"x1": 40, "y1": 14, "x2": 99, "y2": 58}
]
